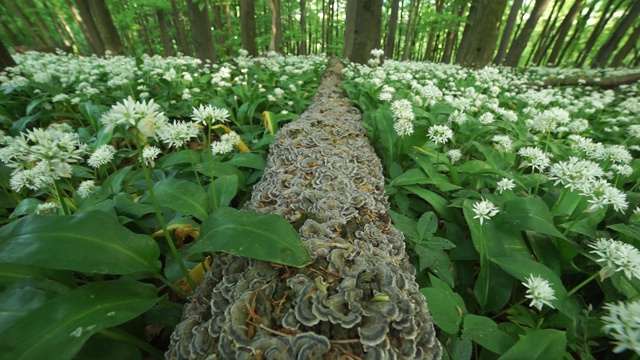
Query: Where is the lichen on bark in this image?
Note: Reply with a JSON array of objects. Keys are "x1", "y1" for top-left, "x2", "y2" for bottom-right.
[{"x1": 166, "y1": 60, "x2": 442, "y2": 360}]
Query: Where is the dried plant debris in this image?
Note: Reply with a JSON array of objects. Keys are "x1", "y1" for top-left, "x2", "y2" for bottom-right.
[{"x1": 166, "y1": 60, "x2": 442, "y2": 360}]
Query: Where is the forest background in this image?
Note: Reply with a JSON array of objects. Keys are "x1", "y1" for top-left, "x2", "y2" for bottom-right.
[{"x1": 0, "y1": 0, "x2": 639, "y2": 70}]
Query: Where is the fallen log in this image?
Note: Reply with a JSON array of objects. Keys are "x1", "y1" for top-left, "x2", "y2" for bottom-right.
[
  {"x1": 525, "y1": 71, "x2": 640, "y2": 89},
  {"x1": 166, "y1": 59, "x2": 442, "y2": 360}
]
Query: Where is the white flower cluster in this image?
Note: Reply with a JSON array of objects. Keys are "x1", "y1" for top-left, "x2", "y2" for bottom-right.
[
  {"x1": 428, "y1": 124, "x2": 453, "y2": 145},
  {"x1": 589, "y1": 238, "x2": 640, "y2": 280},
  {"x1": 601, "y1": 300, "x2": 640, "y2": 354},
  {"x1": 472, "y1": 198, "x2": 499, "y2": 225},
  {"x1": 523, "y1": 274, "x2": 556, "y2": 311},
  {"x1": 211, "y1": 131, "x2": 241, "y2": 156},
  {"x1": 390, "y1": 99, "x2": 415, "y2": 137}
]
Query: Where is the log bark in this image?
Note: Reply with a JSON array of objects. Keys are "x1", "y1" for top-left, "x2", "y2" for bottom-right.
[
  {"x1": 527, "y1": 72, "x2": 640, "y2": 89},
  {"x1": 166, "y1": 60, "x2": 441, "y2": 359}
]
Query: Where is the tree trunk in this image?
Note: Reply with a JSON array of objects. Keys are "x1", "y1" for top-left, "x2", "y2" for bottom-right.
[
  {"x1": 240, "y1": 0, "x2": 258, "y2": 56},
  {"x1": 211, "y1": 2, "x2": 226, "y2": 55},
  {"x1": 166, "y1": 58, "x2": 442, "y2": 360},
  {"x1": 456, "y1": 0, "x2": 508, "y2": 68},
  {"x1": 441, "y1": 2, "x2": 466, "y2": 64},
  {"x1": 170, "y1": 0, "x2": 192, "y2": 56},
  {"x1": 86, "y1": 0, "x2": 125, "y2": 55},
  {"x1": 342, "y1": 0, "x2": 358, "y2": 59},
  {"x1": 546, "y1": 0, "x2": 583, "y2": 66},
  {"x1": 590, "y1": 0, "x2": 640, "y2": 68},
  {"x1": 383, "y1": 0, "x2": 400, "y2": 59},
  {"x1": 157, "y1": 10, "x2": 174, "y2": 57},
  {"x1": 300, "y1": 0, "x2": 308, "y2": 55},
  {"x1": 529, "y1": 0, "x2": 564, "y2": 66},
  {"x1": 224, "y1": 1, "x2": 233, "y2": 56},
  {"x1": 575, "y1": 0, "x2": 623, "y2": 67},
  {"x1": 557, "y1": 0, "x2": 595, "y2": 66},
  {"x1": 503, "y1": 0, "x2": 552, "y2": 67},
  {"x1": 531, "y1": 72, "x2": 640, "y2": 88},
  {"x1": 41, "y1": 2, "x2": 72, "y2": 48},
  {"x1": 401, "y1": 0, "x2": 418, "y2": 61},
  {"x1": 350, "y1": 0, "x2": 383, "y2": 64},
  {"x1": 23, "y1": 0, "x2": 58, "y2": 46},
  {"x1": 493, "y1": 0, "x2": 523, "y2": 64},
  {"x1": 268, "y1": 0, "x2": 283, "y2": 53},
  {"x1": 186, "y1": 0, "x2": 217, "y2": 64},
  {"x1": 610, "y1": 23, "x2": 640, "y2": 67},
  {"x1": 6, "y1": 1, "x2": 47, "y2": 47},
  {"x1": 423, "y1": 0, "x2": 443, "y2": 61},
  {"x1": 74, "y1": 0, "x2": 106, "y2": 55},
  {"x1": 0, "y1": 39, "x2": 17, "y2": 72}
]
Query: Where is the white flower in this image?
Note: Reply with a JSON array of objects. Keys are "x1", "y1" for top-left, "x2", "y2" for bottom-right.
[
  {"x1": 446, "y1": 149, "x2": 462, "y2": 163},
  {"x1": 390, "y1": 99, "x2": 415, "y2": 121},
  {"x1": 478, "y1": 112, "x2": 495, "y2": 124},
  {"x1": 517, "y1": 147, "x2": 551, "y2": 172},
  {"x1": 142, "y1": 146, "x2": 161, "y2": 166},
  {"x1": 492, "y1": 135, "x2": 513, "y2": 152},
  {"x1": 378, "y1": 92, "x2": 393, "y2": 102},
  {"x1": 393, "y1": 118, "x2": 414, "y2": 137},
  {"x1": 546, "y1": 157, "x2": 604, "y2": 193},
  {"x1": 583, "y1": 179, "x2": 628, "y2": 213},
  {"x1": 427, "y1": 124, "x2": 453, "y2": 145},
  {"x1": 191, "y1": 104, "x2": 230, "y2": 126},
  {"x1": 158, "y1": 121, "x2": 200, "y2": 148},
  {"x1": 35, "y1": 202, "x2": 59, "y2": 215},
  {"x1": 601, "y1": 300, "x2": 640, "y2": 354},
  {"x1": 77, "y1": 180, "x2": 96, "y2": 198},
  {"x1": 211, "y1": 131, "x2": 241, "y2": 156},
  {"x1": 496, "y1": 178, "x2": 515, "y2": 194},
  {"x1": 370, "y1": 48, "x2": 384, "y2": 58},
  {"x1": 589, "y1": 238, "x2": 640, "y2": 281},
  {"x1": 88, "y1": 145, "x2": 116, "y2": 169},
  {"x1": 523, "y1": 274, "x2": 556, "y2": 311},
  {"x1": 449, "y1": 110, "x2": 467, "y2": 125},
  {"x1": 472, "y1": 198, "x2": 499, "y2": 225}
]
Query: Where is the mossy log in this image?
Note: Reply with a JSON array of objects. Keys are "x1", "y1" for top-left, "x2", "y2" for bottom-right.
[
  {"x1": 528, "y1": 71, "x2": 640, "y2": 89},
  {"x1": 166, "y1": 60, "x2": 442, "y2": 360}
]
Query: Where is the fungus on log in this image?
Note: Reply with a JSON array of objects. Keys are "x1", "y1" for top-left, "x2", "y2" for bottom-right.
[{"x1": 166, "y1": 60, "x2": 442, "y2": 360}]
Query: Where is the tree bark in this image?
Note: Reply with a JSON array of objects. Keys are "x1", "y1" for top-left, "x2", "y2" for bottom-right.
[
  {"x1": 74, "y1": 0, "x2": 106, "y2": 55},
  {"x1": 0, "y1": 39, "x2": 17, "y2": 72},
  {"x1": 211, "y1": 2, "x2": 226, "y2": 55},
  {"x1": 441, "y1": 2, "x2": 466, "y2": 64},
  {"x1": 170, "y1": 0, "x2": 192, "y2": 56},
  {"x1": 575, "y1": 0, "x2": 623, "y2": 67},
  {"x1": 86, "y1": 0, "x2": 125, "y2": 55},
  {"x1": 240, "y1": 0, "x2": 258, "y2": 56},
  {"x1": 546, "y1": 0, "x2": 583, "y2": 66},
  {"x1": 590, "y1": 0, "x2": 640, "y2": 68},
  {"x1": 383, "y1": 0, "x2": 400, "y2": 59},
  {"x1": 6, "y1": 1, "x2": 47, "y2": 47},
  {"x1": 530, "y1": 72, "x2": 640, "y2": 89},
  {"x1": 23, "y1": 0, "x2": 58, "y2": 46},
  {"x1": 350, "y1": 0, "x2": 383, "y2": 64},
  {"x1": 610, "y1": 23, "x2": 640, "y2": 67},
  {"x1": 342, "y1": 0, "x2": 358, "y2": 59},
  {"x1": 529, "y1": 0, "x2": 564, "y2": 66},
  {"x1": 401, "y1": 0, "x2": 419, "y2": 61},
  {"x1": 493, "y1": 0, "x2": 523, "y2": 64},
  {"x1": 299, "y1": 0, "x2": 308, "y2": 55},
  {"x1": 423, "y1": 0, "x2": 444, "y2": 61},
  {"x1": 503, "y1": 0, "x2": 552, "y2": 67},
  {"x1": 186, "y1": 0, "x2": 217, "y2": 64},
  {"x1": 456, "y1": 0, "x2": 508, "y2": 68},
  {"x1": 268, "y1": 0, "x2": 283, "y2": 53},
  {"x1": 157, "y1": 9, "x2": 174, "y2": 57}
]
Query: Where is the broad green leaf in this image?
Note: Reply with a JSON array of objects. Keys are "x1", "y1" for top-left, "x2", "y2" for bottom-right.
[
  {"x1": 100, "y1": 166, "x2": 133, "y2": 195},
  {"x1": 501, "y1": 198, "x2": 565, "y2": 239},
  {"x1": 226, "y1": 152, "x2": 266, "y2": 170},
  {"x1": 498, "y1": 329, "x2": 566, "y2": 360},
  {"x1": 154, "y1": 178, "x2": 209, "y2": 221},
  {"x1": 389, "y1": 210, "x2": 419, "y2": 243},
  {"x1": 208, "y1": 175, "x2": 238, "y2": 210},
  {"x1": 608, "y1": 223, "x2": 640, "y2": 242},
  {"x1": 404, "y1": 185, "x2": 457, "y2": 222},
  {"x1": 9, "y1": 198, "x2": 43, "y2": 219},
  {"x1": 187, "y1": 207, "x2": 310, "y2": 267},
  {"x1": 74, "y1": 337, "x2": 141, "y2": 360},
  {"x1": 0, "y1": 211, "x2": 160, "y2": 274},
  {"x1": 491, "y1": 257, "x2": 576, "y2": 318},
  {"x1": 157, "y1": 150, "x2": 200, "y2": 169},
  {"x1": 457, "y1": 160, "x2": 513, "y2": 179},
  {"x1": 462, "y1": 315, "x2": 515, "y2": 355},
  {"x1": 0, "y1": 285, "x2": 58, "y2": 333},
  {"x1": 415, "y1": 246, "x2": 454, "y2": 286},
  {"x1": 417, "y1": 212, "x2": 438, "y2": 240},
  {"x1": 390, "y1": 168, "x2": 430, "y2": 186},
  {"x1": 474, "y1": 262, "x2": 513, "y2": 311},
  {"x1": 0, "y1": 280, "x2": 159, "y2": 360},
  {"x1": 420, "y1": 287, "x2": 466, "y2": 334}
]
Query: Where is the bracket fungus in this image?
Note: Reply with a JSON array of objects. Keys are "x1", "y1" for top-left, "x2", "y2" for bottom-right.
[{"x1": 166, "y1": 60, "x2": 441, "y2": 359}]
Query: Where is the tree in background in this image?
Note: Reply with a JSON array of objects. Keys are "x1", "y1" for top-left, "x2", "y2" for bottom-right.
[
  {"x1": 268, "y1": 0, "x2": 283, "y2": 53},
  {"x1": 239, "y1": 0, "x2": 258, "y2": 56},
  {"x1": 383, "y1": 0, "x2": 400, "y2": 59},
  {"x1": 590, "y1": 0, "x2": 640, "y2": 68},
  {"x1": 347, "y1": 0, "x2": 383, "y2": 64},
  {"x1": 493, "y1": 0, "x2": 523, "y2": 65},
  {"x1": 503, "y1": 0, "x2": 552, "y2": 67},
  {"x1": 456, "y1": 0, "x2": 508, "y2": 68},
  {"x1": 186, "y1": 0, "x2": 216, "y2": 64},
  {"x1": 0, "y1": 39, "x2": 16, "y2": 71}
]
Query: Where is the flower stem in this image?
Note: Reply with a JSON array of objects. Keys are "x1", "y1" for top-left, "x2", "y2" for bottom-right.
[
  {"x1": 53, "y1": 180, "x2": 70, "y2": 215},
  {"x1": 566, "y1": 272, "x2": 600, "y2": 297}
]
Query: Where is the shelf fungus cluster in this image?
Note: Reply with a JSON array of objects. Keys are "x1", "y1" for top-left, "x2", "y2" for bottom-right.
[{"x1": 166, "y1": 61, "x2": 442, "y2": 360}]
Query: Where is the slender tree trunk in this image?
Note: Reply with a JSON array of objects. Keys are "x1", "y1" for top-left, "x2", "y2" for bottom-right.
[
  {"x1": 590, "y1": 0, "x2": 640, "y2": 68},
  {"x1": 456, "y1": 0, "x2": 508, "y2": 68},
  {"x1": 186, "y1": 0, "x2": 217, "y2": 64},
  {"x1": 7, "y1": 1, "x2": 47, "y2": 46},
  {"x1": 557, "y1": 0, "x2": 595, "y2": 66},
  {"x1": 74, "y1": 0, "x2": 106, "y2": 55},
  {"x1": 224, "y1": 1, "x2": 233, "y2": 56},
  {"x1": 493, "y1": 0, "x2": 523, "y2": 64},
  {"x1": 86, "y1": 0, "x2": 125, "y2": 55},
  {"x1": 1, "y1": 21, "x2": 20, "y2": 46},
  {"x1": 575, "y1": 0, "x2": 623, "y2": 67},
  {"x1": 610, "y1": 24, "x2": 640, "y2": 67},
  {"x1": 350, "y1": 0, "x2": 383, "y2": 64},
  {"x1": 503, "y1": 0, "x2": 552, "y2": 67},
  {"x1": 401, "y1": 0, "x2": 417, "y2": 61},
  {"x1": 529, "y1": 0, "x2": 564, "y2": 66},
  {"x1": 546, "y1": 0, "x2": 583, "y2": 66},
  {"x1": 268, "y1": 0, "x2": 283, "y2": 53},
  {"x1": 342, "y1": 0, "x2": 358, "y2": 59},
  {"x1": 0, "y1": 39, "x2": 17, "y2": 72},
  {"x1": 240, "y1": 0, "x2": 258, "y2": 56},
  {"x1": 300, "y1": 0, "x2": 308, "y2": 55},
  {"x1": 170, "y1": 0, "x2": 193, "y2": 56},
  {"x1": 211, "y1": 2, "x2": 226, "y2": 55},
  {"x1": 41, "y1": 2, "x2": 71, "y2": 48},
  {"x1": 441, "y1": 2, "x2": 466, "y2": 64},
  {"x1": 383, "y1": 0, "x2": 400, "y2": 59},
  {"x1": 423, "y1": 0, "x2": 443, "y2": 61},
  {"x1": 157, "y1": 10, "x2": 174, "y2": 57},
  {"x1": 24, "y1": 0, "x2": 57, "y2": 46}
]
